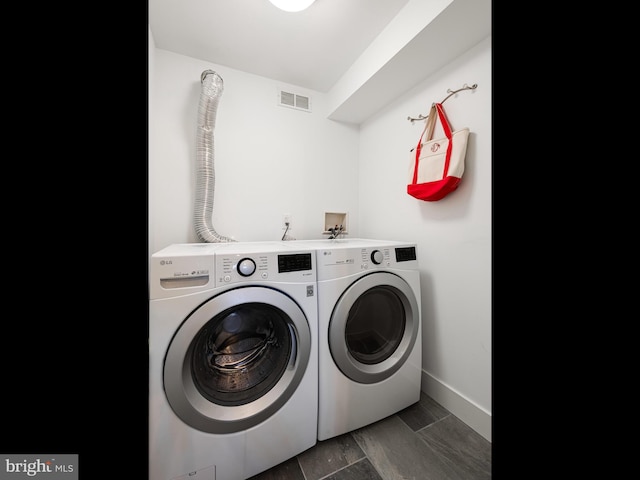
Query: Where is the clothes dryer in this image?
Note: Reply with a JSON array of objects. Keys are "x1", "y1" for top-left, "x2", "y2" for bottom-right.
[
  {"x1": 149, "y1": 242, "x2": 318, "y2": 480},
  {"x1": 284, "y1": 239, "x2": 421, "y2": 441}
]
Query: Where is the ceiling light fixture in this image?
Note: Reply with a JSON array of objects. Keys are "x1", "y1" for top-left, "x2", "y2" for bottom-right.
[{"x1": 268, "y1": 0, "x2": 316, "y2": 12}]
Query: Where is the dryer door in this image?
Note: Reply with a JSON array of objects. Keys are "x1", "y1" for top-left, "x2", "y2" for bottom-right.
[
  {"x1": 164, "y1": 286, "x2": 311, "y2": 434},
  {"x1": 329, "y1": 272, "x2": 419, "y2": 384}
]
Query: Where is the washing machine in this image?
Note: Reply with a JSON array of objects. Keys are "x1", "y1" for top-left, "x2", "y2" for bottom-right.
[
  {"x1": 284, "y1": 238, "x2": 421, "y2": 441},
  {"x1": 149, "y1": 242, "x2": 318, "y2": 480}
]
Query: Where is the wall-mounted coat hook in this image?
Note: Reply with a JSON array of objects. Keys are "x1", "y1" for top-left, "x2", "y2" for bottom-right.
[{"x1": 408, "y1": 83, "x2": 477, "y2": 123}]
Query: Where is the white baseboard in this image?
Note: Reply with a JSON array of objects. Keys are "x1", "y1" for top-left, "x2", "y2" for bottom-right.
[{"x1": 421, "y1": 370, "x2": 491, "y2": 442}]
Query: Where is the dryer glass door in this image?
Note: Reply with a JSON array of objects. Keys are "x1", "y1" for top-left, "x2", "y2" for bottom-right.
[
  {"x1": 345, "y1": 286, "x2": 405, "y2": 365},
  {"x1": 329, "y1": 272, "x2": 419, "y2": 384}
]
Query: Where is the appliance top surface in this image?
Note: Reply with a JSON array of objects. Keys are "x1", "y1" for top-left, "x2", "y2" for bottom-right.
[
  {"x1": 285, "y1": 238, "x2": 416, "y2": 249},
  {"x1": 151, "y1": 240, "x2": 416, "y2": 258},
  {"x1": 151, "y1": 243, "x2": 222, "y2": 257},
  {"x1": 152, "y1": 241, "x2": 315, "y2": 257},
  {"x1": 211, "y1": 241, "x2": 308, "y2": 255}
]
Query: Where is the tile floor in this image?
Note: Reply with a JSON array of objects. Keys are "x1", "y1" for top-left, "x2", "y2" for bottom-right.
[{"x1": 248, "y1": 391, "x2": 492, "y2": 480}]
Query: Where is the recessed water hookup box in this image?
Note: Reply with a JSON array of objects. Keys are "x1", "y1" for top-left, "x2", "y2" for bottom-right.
[{"x1": 323, "y1": 212, "x2": 348, "y2": 235}]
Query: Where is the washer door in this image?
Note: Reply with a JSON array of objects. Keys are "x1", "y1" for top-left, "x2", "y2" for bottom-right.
[
  {"x1": 164, "y1": 286, "x2": 311, "y2": 434},
  {"x1": 329, "y1": 272, "x2": 419, "y2": 384}
]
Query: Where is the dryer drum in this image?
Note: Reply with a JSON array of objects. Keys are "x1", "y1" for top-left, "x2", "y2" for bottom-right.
[{"x1": 345, "y1": 286, "x2": 406, "y2": 365}]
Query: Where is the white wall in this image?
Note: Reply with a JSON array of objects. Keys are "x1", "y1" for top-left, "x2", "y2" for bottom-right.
[
  {"x1": 149, "y1": 50, "x2": 360, "y2": 254},
  {"x1": 148, "y1": 25, "x2": 156, "y2": 261},
  {"x1": 358, "y1": 36, "x2": 492, "y2": 440},
  {"x1": 148, "y1": 32, "x2": 491, "y2": 442}
]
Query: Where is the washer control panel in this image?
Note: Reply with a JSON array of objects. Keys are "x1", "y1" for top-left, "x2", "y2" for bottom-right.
[{"x1": 216, "y1": 251, "x2": 315, "y2": 285}]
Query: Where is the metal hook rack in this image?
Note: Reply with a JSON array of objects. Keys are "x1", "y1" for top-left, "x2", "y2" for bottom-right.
[{"x1": 407, "y1": 83, "x2": 477, "y2": 123}]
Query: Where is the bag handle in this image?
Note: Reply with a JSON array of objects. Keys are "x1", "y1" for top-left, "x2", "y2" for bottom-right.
[
  {"x1": 434, "y1": 103, "x2": 454, "y2": 177},
  {"x1": 421, "y1": 104, "x2": 438, "y2": 143},
  {"x1": 417, "y1": 101, "x2": 454, "y2": 146},
  {"x1": 412, "y1": 104, "x2": 436, "y2": 183},
  {"x1": 434, "y1": 103, "x2": 453, "y2": 140},
  {"x1": 416, "y1": 104, "x2": 437, "y2": 150}
]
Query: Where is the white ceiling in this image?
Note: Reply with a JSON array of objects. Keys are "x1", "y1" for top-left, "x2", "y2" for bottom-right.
[{"x1": 149, "y1": 0, "x2": 410, "y2": 93}]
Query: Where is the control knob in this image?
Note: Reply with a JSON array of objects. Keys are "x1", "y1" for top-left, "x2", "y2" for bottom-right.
[
  {"x1": 370, "y1": 250, "x2": 383, "y2": 265},
  {"x1": 237, "y1": 258, "x2": 256, "y2": 276}
]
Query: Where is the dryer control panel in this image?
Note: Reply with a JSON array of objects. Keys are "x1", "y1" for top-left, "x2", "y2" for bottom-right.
[{"x1": 315, "y1": 244, "x2": 418, "y2": 281}]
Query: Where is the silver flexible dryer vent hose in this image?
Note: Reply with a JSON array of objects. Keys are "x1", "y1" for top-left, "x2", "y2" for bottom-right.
[{"x1": 194, "y1": 70, "x2": 235, "y2": 243}]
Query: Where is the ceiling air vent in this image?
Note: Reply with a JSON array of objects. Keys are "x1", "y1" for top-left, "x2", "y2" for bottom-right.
[{"x1": 278, "y1": 88, "x2": 312, "y2": 113}]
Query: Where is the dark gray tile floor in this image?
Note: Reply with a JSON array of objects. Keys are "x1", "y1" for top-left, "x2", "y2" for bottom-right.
[{"x1": 249, "y1": 392, "x2": 491, "y2": 480}]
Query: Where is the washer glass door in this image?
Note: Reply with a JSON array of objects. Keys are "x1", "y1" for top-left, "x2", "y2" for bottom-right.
[
  {"x1": 164, "y1": 286, "x2": 311, "y2": 433},
  {"x1": 329, "y1": 272, "x2": 418, "y2": 384}
]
